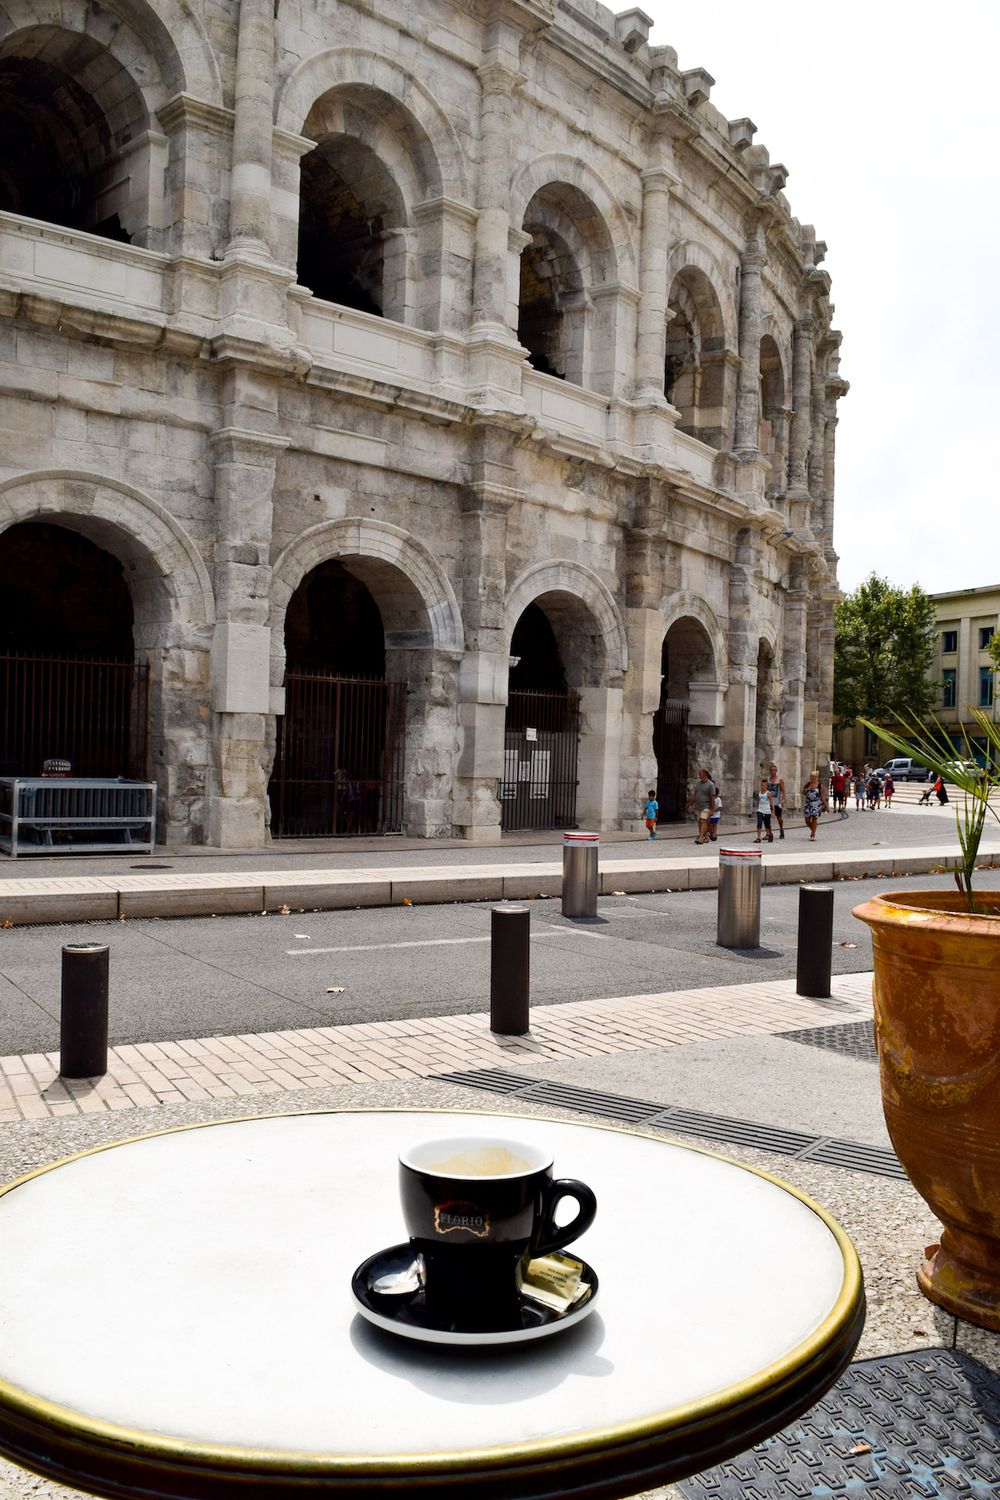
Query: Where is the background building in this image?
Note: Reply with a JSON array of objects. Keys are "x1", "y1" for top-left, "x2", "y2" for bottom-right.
[
  {"x1": 0, "y1": 0, "x2": 844, "y2": 846},
  {"x1": 836, "y1": 584, "x2": 999, "y2": 769}
]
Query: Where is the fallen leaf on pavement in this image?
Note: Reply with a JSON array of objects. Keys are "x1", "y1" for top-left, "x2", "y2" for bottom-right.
[
  {"x1": 401, "y1": 897, "x2": 413, "y2": 906},
  {"x1": 849, "y1": 1443, "x2": 872, "y2": 1456},
  {"x1": 839, "y1": 941, "x2": 857, "y2": 948},
  {"x1": 278, "y1": 904, "x2": 290, "y2": 915},
  {"x1": 611, "y1": 890, "x2": 626, "y2": 896}
]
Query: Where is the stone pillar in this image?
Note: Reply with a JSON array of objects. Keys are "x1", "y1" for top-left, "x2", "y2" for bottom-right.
[
  {"x1": 226, "y1": 0, "x2": 275, "y2": 258},
  {"x1": 208, "y1": 397, "x2": 288, "y2": 847},
  {"x1": 471, "y1": 32, "x2": 522, "y2": 336},
  {"x1": 621, "y1": 501, "x2": 667, "y2": 821},
  {"x1": 809, "y1": 368, "x2": 827, "y2": 522},
  {"x1": 733, "y1": 234, "x2": 766, "y2": 455},
  {"x1": 788, "y1": 314, "x2": 814, "y2": 494},
  {"x1": 780, "y1": 559, "x2": 809, "y2": 801},
  {"x1": 634, "y1": 142, "x2": 680, "y2": 403},
  {"x1": 454, "y1": 422, "x2": 520, "y2": 841},
  {"x1": 723, "y1": 527, "x2": 760, "y2": 797}
]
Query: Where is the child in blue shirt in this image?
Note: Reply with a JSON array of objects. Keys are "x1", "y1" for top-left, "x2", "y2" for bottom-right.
[{"x1": 643, "y1": 791, "x2": 658, "y2": 839}]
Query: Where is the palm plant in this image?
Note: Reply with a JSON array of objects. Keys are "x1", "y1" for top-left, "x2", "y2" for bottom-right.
[{"x1": 860, "y1": 705, "x2": 1000, "y2": 915}]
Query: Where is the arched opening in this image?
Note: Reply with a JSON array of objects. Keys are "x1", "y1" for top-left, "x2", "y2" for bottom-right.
[
  {"x1": 0, "y1": 27, "x2": 151, "y2": 243},
  {"x1": 502, "y1": 594, "x2": 611, "y2": 831},
  {"x1": 754, "y1": 638, "x2": 780, "y2": 781},
  {"x1": 759, "y1": 334, "x2": 787, "y2": 493},
  {"x1": 654, "y1": 618, "x2": 716, "y2": 821},
  {"x1": 297, "y1": 137, "x2": 404, "y2": 316},
  {"x1": 0, "y1": 522, "x2": 147, "y2": 781},
  {"x1": 517, "y1": 183, "x2": 615, "y2": 388},
  {"x1": 664, "y1": 268, "x2": 728, "y2": 449},
  {"x1": 269, "y1": 560, "x2": 405, "y2": 837},
  {"x1": 296, "y1": 84, "x2": 439, "y2": 323}
]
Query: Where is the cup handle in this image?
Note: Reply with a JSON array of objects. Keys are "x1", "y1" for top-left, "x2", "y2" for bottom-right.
[{"x1": 531, "y1": 1177, "x2": 597, "y2": 1257}]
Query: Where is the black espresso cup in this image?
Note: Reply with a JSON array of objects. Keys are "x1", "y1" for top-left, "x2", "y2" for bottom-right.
[{"x1": 398, "y1": 1134, "x2": 597, "y2": 1330}]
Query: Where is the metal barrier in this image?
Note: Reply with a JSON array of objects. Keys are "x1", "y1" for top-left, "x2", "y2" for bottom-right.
[
  {"x1": 796, "y1": 885, "x2": 834, "y2": 997},
  {"x1": 60, "y1": 944, "x2": 109, "y2": 1079},
  {"x1": 0, "y1": 778, "x2": 156, "y2": 858},
  {"x1": 490, "y1": 906, "x2": 530, "y2": 1035},
  {"x1": 717, "y1": 847, "x2": 761, "y2": 948}
]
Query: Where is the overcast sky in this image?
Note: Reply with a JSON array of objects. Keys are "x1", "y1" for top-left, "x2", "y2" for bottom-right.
[{"x1": 642, "y1": 1, "x2": 999, "y2": 598}]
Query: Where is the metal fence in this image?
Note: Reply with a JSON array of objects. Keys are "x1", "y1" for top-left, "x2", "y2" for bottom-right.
[
  {"x1": 0, "y1": 653, "x2": 149, "y2": 781},
  {"x1": 500, "y1": 688, "x2": 580, "y2": 831},
  {"x1": 270, "y1": 672, "x2": 406, "y2": 838},
  {"x1": 653, "y1": 699, "x2": 690, "y2": 822}
]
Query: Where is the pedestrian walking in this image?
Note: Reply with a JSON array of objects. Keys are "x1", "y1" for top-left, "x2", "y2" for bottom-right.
[
  {"x1": 643, "y1": 790, "x2": 659, "y2": 840},
  {"x1": 883, "y1": 773, "x2": 895, "y2": 808},
  {"x1": 767, "y1": 763, "x2": 786, "y2": 839},
  {"x1": 933, "y1": 774, "x2": 949, "y2": 806},
  {"x1": 802, "y1": 771, "x2": 828, "y2": 840},
  {"x1": 866, "y1": 771, "x2": 881, "y2": 810},
  {"x1": 709, "y1": 792, "x2": 721, "y2": 841},
  {"x1": 831, "y1": 766, "x2": 847, "y2": 812},
  {"x1": 854, "y1": 772, "x2": 865, "y2": 810},
  {"x1": 754, "y1": 780, "x2": 775, "y2": 842},
  {"x1": 687, "y1": 768, "x2": 718, "y2": 845}
]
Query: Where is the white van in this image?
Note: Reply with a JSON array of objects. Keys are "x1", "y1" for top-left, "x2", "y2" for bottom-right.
[{"x1": 883, "y1": 757, "x2": 930, "y2": 782}]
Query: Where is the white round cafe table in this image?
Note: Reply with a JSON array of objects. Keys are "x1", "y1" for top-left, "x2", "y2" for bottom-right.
[{"x1": 0, "y1": 1110, "x2": 864, "y2": 1500}]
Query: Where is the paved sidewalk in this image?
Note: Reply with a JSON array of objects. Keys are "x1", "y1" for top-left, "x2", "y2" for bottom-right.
[
  {"x1": 2, "y1": 837, "x2": 993, "y2": 925},
  {"x1": 0, "y1": 971, "x2": 874, "y2": 1122}
]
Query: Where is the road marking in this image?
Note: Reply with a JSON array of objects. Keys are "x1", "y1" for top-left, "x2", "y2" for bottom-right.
[{"x1": 285, "y1": 931, "x2": 584, "y2": 956}]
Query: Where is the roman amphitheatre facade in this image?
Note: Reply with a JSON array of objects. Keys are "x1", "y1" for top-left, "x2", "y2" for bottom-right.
[{"x1": 0, "y1": 0, "x2": 845, "y2": 846}]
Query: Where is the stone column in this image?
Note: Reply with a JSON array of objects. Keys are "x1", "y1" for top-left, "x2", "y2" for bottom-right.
[
  {"x1": 226, "y1": 0, "x2": 275, "y2": 259},
  {"x1": 621, "y1": 491, "x2": 667, "y2": 820},
  {"x1": 208, "y1": 394, "x2": 288, "y2": 847},
  {"x1": 634, "y1": 140, "x2": 680, "y2": 402},
  {"x1": 471, "y1": 32, "x2": 522, "y2": 336},
  {"x1": 454, "y1": 422, "x2": 520, "y2": 841},
  {"x1": 809, "y1": 369, "x2": 827, "y2": 520},
  {"x1": 723, "y1": 527, "x2": 760, "y2": 795},
  {"x1": 733, "y1": 234, "x2": 766, "y2": 455},
  {"x1": 787, "y1": 314, "x2": 814, "y2": 494},
  {"x1": 780, "y1": 558, "x2": 809, "y2": 800}
]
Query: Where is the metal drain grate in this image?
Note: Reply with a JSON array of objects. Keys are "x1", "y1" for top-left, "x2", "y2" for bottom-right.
[
  {"x1": 677, "y1": 1347, "x2": 1000, "y2": 1498},
  {"x1": 779, "y1": 1018, "x2": 878, "y2": 1063},
  {"x1": 437, "y1": 1069, "x2": 906, "y2": 1179}
]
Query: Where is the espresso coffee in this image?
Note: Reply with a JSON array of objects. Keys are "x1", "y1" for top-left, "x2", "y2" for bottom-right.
[
  {"x1": 398, "y1": 1134, "x2": 597, "y2": 1331},
  {"x1": 424, "y1": 1147, "x2": 533, "y2": 1177}
]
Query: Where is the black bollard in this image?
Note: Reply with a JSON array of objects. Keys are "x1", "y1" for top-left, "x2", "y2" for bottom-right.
[
  {"x1": 796, "y1": 885, "x2": 834, "y2": 998},
  {"x1": 490, "y1": 906, "x2": 530, "y2": 1035},
  {"x1": 60, "y1": 944, "x2": 109, "y2": 1078}
]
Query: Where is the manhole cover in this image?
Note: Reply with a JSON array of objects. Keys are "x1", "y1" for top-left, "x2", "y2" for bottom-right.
[
  {"x1": 778, "y1": 1019, "x2": 878, "y2": 1064},
  {"x1": 678, "y1": 1347, "x2": 1000, "y2": 1498}
]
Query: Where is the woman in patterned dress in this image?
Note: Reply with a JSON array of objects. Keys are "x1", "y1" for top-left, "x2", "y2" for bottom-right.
[{"x1": 802, "y1": 771, "x2": 828, "y2": 841}]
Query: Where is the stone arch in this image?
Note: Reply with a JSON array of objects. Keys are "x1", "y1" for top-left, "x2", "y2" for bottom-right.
[
  {"x1": 510, "y1": 156, "x2": 637, "y2": 287},
  {"x1": 504, "y1": 561, "x2": 627, "y2": 680},
  {"x1": 276, "y1": 48, "x2": 467, "y2": 201},
  {"x1": 0, "y1": 0, "x2": 221, "y2": 110},
  {"x1": 659, "y1": 593, "x2": 727, "y2": 685},
  {"x1": 270, "y1": 518, "x2": 462, "y2": 681},
  {"x1": 268, "y1": 518, "x2": 463, "y2": 841},
  {"x1": 664, "y1": 251, "x2": 735, "y2": 450},
  {"x1": 0, "y1": 470, "x2": 215, "y2": 842},
  {"x1": 754, "y1": 628, "x2": 782, "y2": 782},
  {"x1": 503, "y1": 561, "x2": 626, "y2": 832},
  {"x1": 0, "y1": 471, "x2": 215, "y2": 643},
  {"x1": 663, "y1": 241, "x2": 738, "y2": 348}
]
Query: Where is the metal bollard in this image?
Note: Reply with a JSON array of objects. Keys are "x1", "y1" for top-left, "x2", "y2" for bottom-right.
[
  {"x1": 490, "y1": 906, "x2": 530, "y2": 1035},
  {"x1": 796, "y1": 884, "x2": 834, "y2": 997},
  {"x1": 716, "y1": 848, "x2": 761, "y2": 949},
  {"x1": 562, "y1": 831, "x2": 599, "y2": 917},
  {"x1": 60, "y1": 944, "x2": 109, "y2": 1079}
]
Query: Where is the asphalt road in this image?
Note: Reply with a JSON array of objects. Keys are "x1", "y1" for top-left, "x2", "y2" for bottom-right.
[{"x1": 0, "y1": 870, "x2": 978, "y2": 1054}]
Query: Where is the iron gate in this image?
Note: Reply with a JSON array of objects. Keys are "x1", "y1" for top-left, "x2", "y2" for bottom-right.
[
  {"x1": 500, "y1": 688, "x2": 580, "y2": 832},
  {"x1": 0, "y1": 653, "x2": 149, "y2": 780},
  {"x1": 270, "y1": 672, "x2": 406, "y2": 838},
  {"x1": 653, "y1": 699, "x2": 689, "y2": 822}
]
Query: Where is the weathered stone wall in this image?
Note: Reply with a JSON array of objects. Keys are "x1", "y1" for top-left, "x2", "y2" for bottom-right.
[{"x1": 0, "y1": 0, "x2": 845, "y2": 846}]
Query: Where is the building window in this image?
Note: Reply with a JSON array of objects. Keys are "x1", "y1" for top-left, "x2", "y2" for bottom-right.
[
  {"x1": 980, "y1": 667, "x2": 995, "y2": 708},
  {"x1": 943, "y1": 669, "x2": 957, "y2": 708},
  {"x1": 980, "y1": 626, "x2": 995, "y2": 651},
  {"x1": 941, "y1": 630, "x2": 957, "y2": 654}
]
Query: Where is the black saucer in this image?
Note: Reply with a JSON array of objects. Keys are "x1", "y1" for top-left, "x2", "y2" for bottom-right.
[{"x1": 351, "y1": 1242, "x2": 599, "y2": 1346}]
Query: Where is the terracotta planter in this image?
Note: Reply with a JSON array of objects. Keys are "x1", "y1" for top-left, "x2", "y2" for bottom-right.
[{"x1": 853, "y1": 889, "x2": 1000, "y2": 1331}]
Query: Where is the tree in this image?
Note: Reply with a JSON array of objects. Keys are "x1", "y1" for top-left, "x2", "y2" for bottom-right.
[{"x1": 833, "y1": 574, "x2": 937, "y2": 730}]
